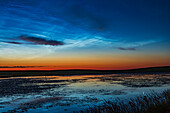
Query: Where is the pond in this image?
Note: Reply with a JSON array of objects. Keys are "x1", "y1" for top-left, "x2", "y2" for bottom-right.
[{"x1": 0, "y1": 73, "x2": 170, "y2": 113}]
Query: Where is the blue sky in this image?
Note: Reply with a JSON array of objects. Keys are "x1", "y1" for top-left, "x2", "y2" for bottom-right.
[{"x1": 0, "y1": 0, "x2": 169, "y2": 69}]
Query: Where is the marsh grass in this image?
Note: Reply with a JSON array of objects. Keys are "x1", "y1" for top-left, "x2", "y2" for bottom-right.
[{"x1": 76, "y1": 90, "x2": 170, "y2": 113}]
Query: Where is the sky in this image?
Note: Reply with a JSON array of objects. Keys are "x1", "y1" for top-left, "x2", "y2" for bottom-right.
[{"x1": 0, "y1": 0, "x2": 170, "y2": 70}]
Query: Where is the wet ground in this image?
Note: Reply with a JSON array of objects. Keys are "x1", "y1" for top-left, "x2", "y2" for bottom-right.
[{"x1": 0, "y1": 73, "x2": 170, "y2": 113}]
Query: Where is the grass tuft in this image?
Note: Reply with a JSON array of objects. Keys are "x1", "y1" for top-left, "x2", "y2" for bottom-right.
[{"x1": 76, "y1": 90, "x2": 170, "y2": 113}]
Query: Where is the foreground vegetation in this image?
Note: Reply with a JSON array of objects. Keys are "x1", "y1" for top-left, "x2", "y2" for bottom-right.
[{"x1": 76, "y1": 90, "x2": 170, "y2": 113}]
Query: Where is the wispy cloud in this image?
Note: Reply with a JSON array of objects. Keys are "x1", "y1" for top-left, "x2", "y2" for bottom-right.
[{"x1": 117, "y1": 47, "x2": 136, "y2": 51}]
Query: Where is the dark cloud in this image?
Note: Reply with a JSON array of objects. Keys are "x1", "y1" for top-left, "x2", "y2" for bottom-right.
[
  {"x1": 1, "y1": 35, "x2": 64, "y2": 46},
  {"x1": 19, "y1": 35, "x2": 64, "y2": 46},
  {"x1": 65, "y1": 5, "x2": 109, "y2": 32},
  {"x1": 118, "y1": 47, "x2": 136, "y2": 51},
  {"x1": 4, "y1": 41, "x2": 23, "y2": 44},
  {"x1": 0, "y1": 66, "x2": 44, "y2": 68}
]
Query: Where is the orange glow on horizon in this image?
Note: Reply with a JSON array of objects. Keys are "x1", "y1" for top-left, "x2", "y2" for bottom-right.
[
  {"x1": 0, "y1": 52, "x2": 170, "y2": 71},
  {"x1": 0, "y1": 64, "x2": 169, "y2": 71}
]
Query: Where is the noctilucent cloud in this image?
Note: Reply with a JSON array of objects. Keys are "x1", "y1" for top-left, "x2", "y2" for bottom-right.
[{"x1": 0, "y1": 0, "x2": 170, "y2": 70}]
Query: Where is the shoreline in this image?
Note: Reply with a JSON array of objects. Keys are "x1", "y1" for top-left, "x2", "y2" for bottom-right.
[{"x1": 0, "y1": 66, "x2": 170, "y2": 78}]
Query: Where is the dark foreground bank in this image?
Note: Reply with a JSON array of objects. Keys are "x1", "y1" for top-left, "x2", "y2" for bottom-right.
[
  {"x1": 0, "y1": 66, "x2": 170, "y2": 78},
  {"x1": 76, "y1": 89, "x2": 170, "y2": 113}
]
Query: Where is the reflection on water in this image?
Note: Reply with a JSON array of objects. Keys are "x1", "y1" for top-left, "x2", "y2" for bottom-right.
[{"x1": 0, "y1": 73, "x2": 170, "y2": 113}]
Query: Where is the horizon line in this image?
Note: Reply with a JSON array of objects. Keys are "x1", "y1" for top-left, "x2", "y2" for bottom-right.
[{"x1": 0, "y1": 65, "x2": 169, "y2": 71}]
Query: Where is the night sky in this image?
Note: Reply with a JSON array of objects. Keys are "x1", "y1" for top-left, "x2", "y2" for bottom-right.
[{"x1": 0, "y1": 0, "x2": 170, "y2": 70}]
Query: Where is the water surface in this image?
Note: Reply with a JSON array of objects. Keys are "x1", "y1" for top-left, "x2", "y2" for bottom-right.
[{"x1": 0, "y1": 73, "x2": 170, "y2": 113}]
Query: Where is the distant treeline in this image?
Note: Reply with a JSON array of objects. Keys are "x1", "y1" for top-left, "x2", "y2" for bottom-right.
[{"x1": 0, "y1": 66, "x2": 170, "y2": 78}]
